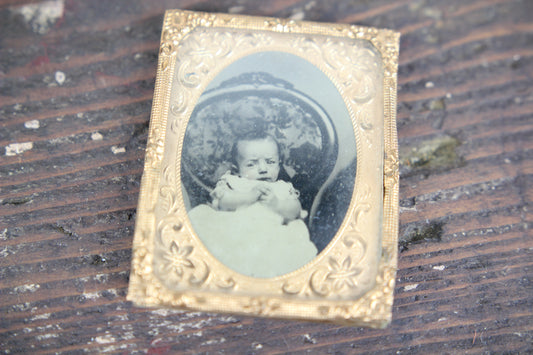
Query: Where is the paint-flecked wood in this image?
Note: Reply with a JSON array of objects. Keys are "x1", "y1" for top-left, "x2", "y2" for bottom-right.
[{"x1": 0, "y1": 0, "x2": 531, "y2": 353}]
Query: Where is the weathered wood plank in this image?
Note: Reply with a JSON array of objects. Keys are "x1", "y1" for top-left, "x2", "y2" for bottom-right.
[{"x1": 1, "y1": 0, "x2": 531, "y2": 353}]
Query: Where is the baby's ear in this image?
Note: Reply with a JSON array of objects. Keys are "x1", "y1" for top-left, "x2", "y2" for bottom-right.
[{"x1": 230, "y1": 164, "x2": 239, "y2": 175}]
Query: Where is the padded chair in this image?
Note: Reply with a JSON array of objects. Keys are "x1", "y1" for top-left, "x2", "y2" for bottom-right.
[{"x1": 181, "y1": 72, "x2": 355, "y2": 252}]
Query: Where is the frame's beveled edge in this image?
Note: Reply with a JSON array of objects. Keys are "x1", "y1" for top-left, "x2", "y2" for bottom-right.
[{"x1": 127, "y1": 9, "x2": 400, "y2": 328}]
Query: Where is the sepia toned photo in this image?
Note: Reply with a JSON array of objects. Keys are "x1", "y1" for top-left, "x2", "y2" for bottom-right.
[{"x1": 128, "y1": 10, "x2": 400, "y2": 327}]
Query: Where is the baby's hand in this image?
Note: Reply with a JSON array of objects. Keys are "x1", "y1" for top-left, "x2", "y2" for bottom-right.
[
  {"x1": 250, "y1": 185, "x2": 266, "y2": 202},
  {"x1": 257, "y1": 186, "x2": 279, "y2": 209}
]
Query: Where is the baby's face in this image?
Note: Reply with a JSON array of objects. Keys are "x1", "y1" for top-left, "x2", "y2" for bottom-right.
[{"x1": 236, "y1": 138, "x2": 280, "y2": 182}]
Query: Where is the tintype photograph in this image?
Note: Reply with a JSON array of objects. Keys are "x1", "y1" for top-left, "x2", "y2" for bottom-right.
[
  {"x1": 128, "y1": 10, "x2": 400, "y2": 327},
  {"x1": 181, "y1": 52, "x2": 357, "y2": 278}
]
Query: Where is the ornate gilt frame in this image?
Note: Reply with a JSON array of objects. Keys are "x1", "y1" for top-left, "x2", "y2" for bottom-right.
[{"x1": 127, "y1": 10, "x2": 400, "y2": 328}]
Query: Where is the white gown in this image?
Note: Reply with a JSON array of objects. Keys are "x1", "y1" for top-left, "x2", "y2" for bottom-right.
[{"x1": 188, "y1": 173, "x2": 317, "y2": 278}]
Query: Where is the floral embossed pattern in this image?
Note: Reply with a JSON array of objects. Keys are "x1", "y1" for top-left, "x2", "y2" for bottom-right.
[{"x1": 127, "y1": 9, "x2": 400, "y2": 328}]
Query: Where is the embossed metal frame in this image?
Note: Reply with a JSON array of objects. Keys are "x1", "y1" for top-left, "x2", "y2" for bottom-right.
[{"x1": 127, "y1": 10, "x2": 400, "y2": 328}]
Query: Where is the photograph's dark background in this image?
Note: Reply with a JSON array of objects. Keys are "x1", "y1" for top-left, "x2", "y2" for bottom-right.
[{"x1": 0, "y1": 0, "x2": 531, "y2": 353}]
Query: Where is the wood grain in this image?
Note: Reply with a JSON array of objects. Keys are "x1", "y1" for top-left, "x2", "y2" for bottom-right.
[{"x1": 1, "y1": 0, "x2": 532, "y2": 353}]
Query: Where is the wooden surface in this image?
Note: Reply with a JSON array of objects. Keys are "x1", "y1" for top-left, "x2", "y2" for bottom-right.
[{"x1": 1, "y1": 0, "x2": 532, "y2": 353}]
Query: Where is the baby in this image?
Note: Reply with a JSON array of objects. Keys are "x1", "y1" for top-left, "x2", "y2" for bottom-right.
[
  {"x1": 211, "y1": 133, "x2": 306, "y2": 223},
  {"x1": 188, "y1": 132, "x2": 317, "y2": 278}
]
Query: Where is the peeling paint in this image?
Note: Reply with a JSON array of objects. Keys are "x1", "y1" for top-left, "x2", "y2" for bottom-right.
[
  {"x1": 49, "y1": 136, "x2": 71, "y2": 145},
  {"x1": 14, "y1": 284, "x2": 40, "y2": 293},
  {"x1": 400, "y1": 206, "x2": 417, "y2": 213},
  {"x1": 24, "y1": 120, "x2": 40, "y2": 129},
  {"x1": 122, "y1": 331, "x2": 135, "y2": 340},
  {"x1": 147, "y1": 316, "x2": 238, "y2": 337},
  {"x1": 91, "y1": 132, "x2": 104, "y2": 141},
  {"x1": 303, "y1": 333, "x2": 317, "y2": 344},
  {"x1": 6, "y1": 142, "x2": 33, "y2": 156},
  {"x1": 216, "y1": 315, "x2": 239, "y2": 323},
  {"x1": 150, "y1": 309, "x2": 185, "y2": 317},
  {"x1": 94, "y1": 334, "x2": 116, "y2": 344},
  {"x1": 417, "y1": 178, "x2": 510, "y2": 203},
  {"x1": 100, "y1": 344, "x2": 129, "y2": 353},
  {"x1": 12, "y1": 303, "x2": 31, "y2": 312},
  {"x1": 404, "y1": 284, "x2": 418, "y2": 291},
  {"x1": 55, "y1": 71, "x2": 66, "y2": 85},
  {"x1": 114, "y1": 314, "x2": 128, "y2": 321},
  {"x1": 251, "y1": 342, "x2": 263, "y2": 349},
  {"x1": 94, "y1": 273, "x2": 108, "y2": 283},
  {"x1": 200, "y1": 338, "x2": 227, "y2": 346},
  {"x1": 11, "y1": 0, "x2": 64, "y2": 34},
  {"x1": 36, "y1": 333, "x2": 58, "y2": 341},
  {"x1": 31, "y1": 313, "x2": 51, "y2": 321},
  {"x1": 36, "y1": 324, "x2": 56, "y2": 331},
  {"x1": 83, "y1": 291, "x2": 100, "y2": 300},
  {"x1": 111, "y1": 146, "x2": 126, "y2": 154}
]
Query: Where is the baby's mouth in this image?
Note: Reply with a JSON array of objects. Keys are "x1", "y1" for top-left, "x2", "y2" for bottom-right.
[{"x1": 258, "y1": 177, "x2": 271, "y2": 181}]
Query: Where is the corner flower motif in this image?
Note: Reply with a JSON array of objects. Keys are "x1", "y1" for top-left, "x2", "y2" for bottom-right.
[
  {"x1": 161, "y1": 241, "x2": 194, "y2": 280},
  {"x1": 326, "y1": 257, "x2": 363, "y2": 291}
]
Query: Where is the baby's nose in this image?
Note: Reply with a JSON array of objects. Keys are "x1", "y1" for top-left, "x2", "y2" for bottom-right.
[{"x1": 258, "y1": 160, "x2": 267, "y2": 172}]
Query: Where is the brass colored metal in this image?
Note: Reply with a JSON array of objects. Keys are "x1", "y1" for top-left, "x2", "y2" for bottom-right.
[{"x1": 128, "y1": 9, "x2": 400, "y2": 328}]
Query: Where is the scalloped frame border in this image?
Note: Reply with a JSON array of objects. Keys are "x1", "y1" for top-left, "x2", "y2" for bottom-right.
[{"x1": 127, "y1": 10, "x2": 400, "y2": 328}]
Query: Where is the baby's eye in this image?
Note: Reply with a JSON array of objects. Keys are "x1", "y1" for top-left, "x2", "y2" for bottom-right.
[{"x1": 267, "y1": 159, "x2": 278, "y2": 165}]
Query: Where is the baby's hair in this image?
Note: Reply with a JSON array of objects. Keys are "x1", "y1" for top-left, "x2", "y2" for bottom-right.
[{"x1": 230, "y1": 131, "x2": 280, "y2": 171}]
